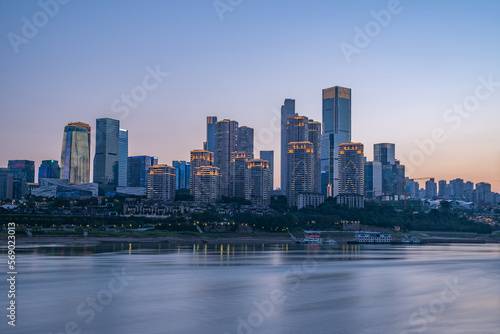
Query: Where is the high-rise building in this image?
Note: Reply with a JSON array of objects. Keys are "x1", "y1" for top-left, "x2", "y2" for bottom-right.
[
  {"x1": 338, "y1": 143, "x2": 364, "y2": 196},
  {"x1": 308, "y1": 120, "x2": 322, "y2": 193},
  {"x1": 280, "y1": 99, "x2": 295, "y2": 193},
  {"x1": 206, "y1": 116, "x2": 218, "y2": 153},
  {"x1": 259, "y1": 150, "x2": 274, "y2": 190},
  {"x1": 0, "y1": 168, "x2": 13, "y2": 200},
  {"x1": 193, "y1": 166, "x2": 221, "y2": 203},
  {"x1": 374, "y1": 143, "x2": 396, "y2": 165},
  {"x1": 237, "y1": 126, "x2": 254, "y2": 159},
  {"x1": 60, "y1": 122, "x2": 91, "y2": 184},
  {"x1": 190, "y1": 150, "x2": 214, "y2": 196},
  {"x1": 425, "y1": 178, "x2": 438, "y2": 198},
  {"x1": 322, "y1": 86, "x2": 351, "y2": 198},
  {"x1": 287, "y1": 142, "x2": 314, "y2": 207},
  {"x1": 173, "y1": 161, "x2": 191, "y2": 190},
  {"x1": 464, "y1": 181, "x2": 474, "y2": 192},
  {"x1": 38, "y1": 160, "x2": 60, "y2": 183},
  {"x1": 8, "y1": 160, "x2": 35, "y2": 199},
  {"x1": 450, "y1": 178, "x2": 465, "y2": 199},
  {"x1": 438, "y1": 180, "x2": 447, "y2": 197},
  {"x1": 286, "y1": 115, "x2": 309, "y2": 144},
  {"x1": 364, "y1": 161, "x2": 382, "y2": 199},
  {"x1": 147, "y1": 165, "x2": 176, "y2": 202},
  {"x1": 118, "y1": 129, "x2": 128, "y2": 187},
  {"x1": 93, "y1": 118, "x2": 119, "y2": 187},
  {"x1": 374, "y1": 143, "x2": 405, "y2": 198},
  {"x1": 230, "y1": 152, "x2": 247, "y2": 198},
  {"x1": 245, "y1": 159, "x2": 271, "y2": 207},
  {"x1": 215, "y1": 119, "x2": 238, "y2": 197},
  {"x1": 128, "y1": 156, "x2": 158, "y2": 188}
]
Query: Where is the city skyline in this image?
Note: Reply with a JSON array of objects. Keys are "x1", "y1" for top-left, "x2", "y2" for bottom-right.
[{"x1": 1, "y1": 1, "x2": 499, "y2": 192}]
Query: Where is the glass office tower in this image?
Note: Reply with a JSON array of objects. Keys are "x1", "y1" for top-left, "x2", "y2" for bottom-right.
[{"x1": 321, "y1": 86, "x2": 351, "y2": 197}]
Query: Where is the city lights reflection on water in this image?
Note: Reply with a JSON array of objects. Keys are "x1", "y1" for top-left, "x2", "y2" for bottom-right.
[{"x1": 1, "y1": 243, "x2": 499, "y2": 334}]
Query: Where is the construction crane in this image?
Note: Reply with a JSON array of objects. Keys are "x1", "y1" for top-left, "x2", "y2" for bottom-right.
[{"x1": 404, "y1": 177, "x2": 434, "y2": 210}]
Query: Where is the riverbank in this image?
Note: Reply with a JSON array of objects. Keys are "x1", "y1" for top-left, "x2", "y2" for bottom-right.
[{"x1": 3, "y1": 234, "x2": 499, "y2": 246}]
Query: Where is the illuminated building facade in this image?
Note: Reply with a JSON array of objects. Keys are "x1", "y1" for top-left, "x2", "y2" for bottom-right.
[
  {"x1": 338, "y1": 143, "x2": 364, "y2": 196},
  {"x1": 38, "y1": 160, "x2": 60, "y2": 183},
  {"x1": 193, "y1": 166, "x2": 221, "y2": 203},
  {"x1": 308, "y1": 120, "x2": 322, "y2": 194},
  {"x1": 60, "y1": 122, "x2": 91, "y2": 184},
  {"x1": 215, "y1": 119, "x2": 238, "y2": 197},
  {"x1": 321, "y1": 86, "x2": 351, "y2": 198},
  {"x1": 230, "y1": 152, "x2": 248, "y2": 198},
  {"x1": 245, "y1": 159, "x2": 271, "y2": 207},
  {"x1": 287, "y1": 142, "x2": 314, "y2": 207},
  {"x1": 190, "y1": 150, "x2": 214, "y2": 196},
  {"x1": 147, "y1": 165, "x2": 176, "y2": 202}
]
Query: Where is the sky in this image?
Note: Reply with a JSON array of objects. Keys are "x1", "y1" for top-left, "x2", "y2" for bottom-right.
[{"x1": 1, "y1": 0, "x2": 499, "y2": 192}]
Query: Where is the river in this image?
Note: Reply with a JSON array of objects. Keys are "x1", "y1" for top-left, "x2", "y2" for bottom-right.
[{"x1": 1, "y1": 242, "x2": 499, "y2": 334}]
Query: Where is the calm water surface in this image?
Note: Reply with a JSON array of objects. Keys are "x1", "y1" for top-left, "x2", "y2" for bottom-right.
[{"x1": 1, "y1": 242, "x2": 499, "y2": 334}]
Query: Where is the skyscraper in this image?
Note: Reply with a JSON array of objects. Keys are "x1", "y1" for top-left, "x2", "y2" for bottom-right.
[
  {"x1": 118, "y1": 129, "x2": 128, "y2": 187},
  {"x1": 38, "y1": 160, "x2": 60, "y2": 183},
  {"x1": 287, "y1": 142, "x2": 314, "y2": 207},
  {"x1": 60, "y1": 122, "x2": 91, "y2": 184},
  {"x1": 193, "y1": 166, "x2": 221, "y2": 203},
  {"x1": 245, "y1": 159, "x2": 271, "y2": 207},
  {"x1": 128, "y1": 156, "x2": 158, "y2": 188},
  {"x1": 364, "y1": 161, "x2": 382, "y2": 199},
  {"x1": 308, "y1": 120, "x2": 322, "y2": 194},
  {"x1": 147, "y1": 165, "x2": 176, "y2": 202},
  {"x1": 322, "y1": 86, "x2": 351, "y2": 198},
  {"x1": 190, "y1": 150, "x2": 214, "y2": 196},
  {"x1": 0, "y1": 168, "x2": 14, "y2": 200},
  {"x1": 215, "y1": 119, "x2": 238, "y2": 197},
  {"x1": 280, "y1": 99, "x2": 295, "y2": 193},
  {"x1": 374, "y1": 143, "x2": 405, "y2": 198},
  {"x1": 338, "y1": 143, "x2": 364, "y2": 196},
  {"x1": 237, "y1": 126, "x2": 254, "y2": 159},
  {"x1": 7, "y1": 160, "x2": 35, "y2": 199},
  {"x1": 425, "y1": 178, "x2": 438, "y2": 198},
  {"x1": 173, "y1": 161, "x2": 191, "y2": 190},
  {"x1": 206, "y1": 116, "x2": 217, "y2": 153},
  {"x1": 259, "y1": 150, "x2": 274, "y2": 190},
  {"x1": 230, "y1": 152, "x2": 247, "y2": 198},
  {"x1": 286, "y1": 115, "x2": 309, "y2": 145},
  {"x1": 374, "y1": 143, "x2": 396, "y2": 165},
  {"x1": 93, "y1": 118, "x2": 119, "y2": 187}
]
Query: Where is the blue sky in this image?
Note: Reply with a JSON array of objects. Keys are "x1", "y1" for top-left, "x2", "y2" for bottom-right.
[{"x1": 1, "y1": 0, "x2": 499, "y2": 191}]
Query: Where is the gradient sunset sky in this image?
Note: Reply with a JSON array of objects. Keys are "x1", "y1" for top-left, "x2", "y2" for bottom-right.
[{"x1": 1, "y1": 0, "x2": 499, "y2": 192}]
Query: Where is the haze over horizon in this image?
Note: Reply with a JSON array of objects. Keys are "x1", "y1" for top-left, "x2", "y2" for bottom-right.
[{"x1": 1, "y1": 0, "x2": 499, "y2": 192}]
